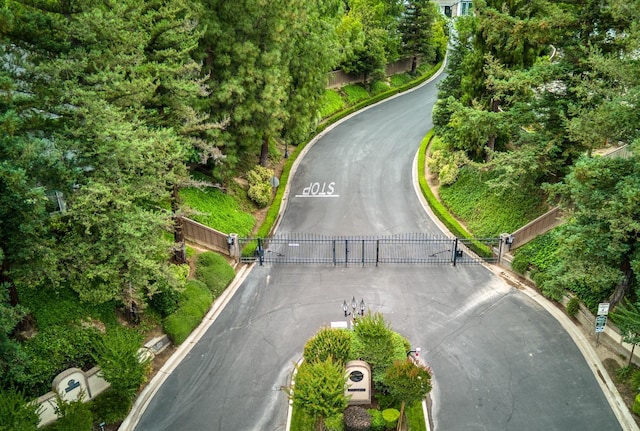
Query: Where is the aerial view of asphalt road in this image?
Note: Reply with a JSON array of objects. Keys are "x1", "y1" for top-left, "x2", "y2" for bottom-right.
[{"x1": 130, "y1": 70, "x2": 623, "y2": 430}]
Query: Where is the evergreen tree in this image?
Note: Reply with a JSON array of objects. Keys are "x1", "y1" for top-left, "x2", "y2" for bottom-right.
[
  {"x1": 545, "y1": 150, "x2": 640, "y2": 306},
  {"x1": 399, "y1": 0, "x2": 439, "y2": 74}
]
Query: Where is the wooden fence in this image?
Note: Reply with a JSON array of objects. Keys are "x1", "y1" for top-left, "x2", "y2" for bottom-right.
[
  {"x1": 326, "y1": 57, "x2": 417, "y2": 89},
  {"x1": 509, "y1": 207, "x2": 563, "y2": 250},
  {"x1": 182, "y1": 217, "x2": 231, "y2": 255}
]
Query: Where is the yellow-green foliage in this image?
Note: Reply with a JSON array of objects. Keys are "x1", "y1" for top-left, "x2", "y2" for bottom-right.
[
  {"x1": 247, "y1": 166, "x2": 274, "y2": 208},
  {"x1": 633, "y1": 393, "x2": 640, "y2": 415},
  {"x1": 427, "y1": 149, "x2": 469, "y2": 186},
  {"x1": 303, "y1": 327, "x2": 352, "y2": 366}
]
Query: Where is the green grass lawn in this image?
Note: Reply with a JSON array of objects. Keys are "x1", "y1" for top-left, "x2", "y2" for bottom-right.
[{"x1": 180, "y1": 186, "x2": 255, "y2": 237}]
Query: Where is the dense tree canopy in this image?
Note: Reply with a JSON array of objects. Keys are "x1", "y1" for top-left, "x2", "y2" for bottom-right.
[
  {"x1": 434, "y1": 0, "x2": 640, "y2": 305},
  {"x1": 0, "y1": 0, "x2": 446, "y2": 397}
]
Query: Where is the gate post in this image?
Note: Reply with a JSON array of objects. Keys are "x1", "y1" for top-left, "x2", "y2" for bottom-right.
[
  {"x1": 345, "y1": 239, "x2": 349, "y2": 267},
  {"x1": 333, "y1": 239, "x2": 336, "y2": 266},
  {"x1": 376, "y1": 239, "x2": 380, "y2": 267},
  {"x1": 257, "y1": 237, "x2": 264, "y2": 266},
  {"x1": 453, "y1": 238, "x2": 459, "y2": 266}
]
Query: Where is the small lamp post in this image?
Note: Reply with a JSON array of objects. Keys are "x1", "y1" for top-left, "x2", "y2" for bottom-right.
[{"x1": 342, "y1": 297, "x2": 365, "y2": 317}]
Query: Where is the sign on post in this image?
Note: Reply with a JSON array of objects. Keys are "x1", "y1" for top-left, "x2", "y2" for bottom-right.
[
  {"x1": 597, "y1": 302, "x2": 610, "y2": 316},
  {"x1": 595, "y1": 315, "x2": 607, "y2": 333}
]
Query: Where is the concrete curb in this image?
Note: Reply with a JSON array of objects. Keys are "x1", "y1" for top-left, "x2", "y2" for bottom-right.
[{"x1": 118, "y1": 263, "x2": 254, "y2": 431}]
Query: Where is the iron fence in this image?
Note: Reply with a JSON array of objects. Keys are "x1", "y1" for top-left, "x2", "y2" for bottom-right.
[{"x1": 238, "y1": 233, "x2": 500, "y2": 266}]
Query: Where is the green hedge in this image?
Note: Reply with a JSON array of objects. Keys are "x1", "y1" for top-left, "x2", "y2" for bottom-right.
[
  {"x1": 195, "y1": 251, "x2": 236, "y2": 298},
  {"x1": 163, "y1": 280, "x2": 213, "y2": 345}
]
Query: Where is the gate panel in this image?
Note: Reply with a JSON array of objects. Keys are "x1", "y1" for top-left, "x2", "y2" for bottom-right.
[
  {"x1": 378, "y1": 234, "x2": 454, "y2": 264},
  {"x1": 238, "y1": 234, "x2": 498, "y2": 265}
]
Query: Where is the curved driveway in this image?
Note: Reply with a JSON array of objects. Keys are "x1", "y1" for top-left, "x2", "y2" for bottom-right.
[{"x1": 131, "y1": 71, "x2": 623, "y2": 430}]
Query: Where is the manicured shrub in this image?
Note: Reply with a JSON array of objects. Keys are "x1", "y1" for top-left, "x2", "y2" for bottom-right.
[
  {"x1": 163, "y1": 280, "x2": 213, "y2": 345},
  {"x1": 368, "y1": 409, "x2": 385, "y2": 431},
  {"x1": 343, "y1": 406, "x2": 371, "y2": 431},
  {"x1": 90, "y1": 389, "x2": 132, "y2": 425},
  {"x1": 324, "y1": 413, "x2": 345, "y2": 431},
  {"x1": 303, "y1": 327, "x2": 352, "y2": 366},
  {"x1": 148, "y1": 287, "x2": 180, "y2": 317},
  {"x1": 195, "y1": 252, "x2": 235, "y2": 298},
  {"x1": 566, "y1": 297, "x2": 580, "y2": 317},
  {"x1": 382, "y1": 408, "x2": 400, "y2": 430},
  {"x1": 247, "y1": 166, "x2": 274, "y2": 208}
]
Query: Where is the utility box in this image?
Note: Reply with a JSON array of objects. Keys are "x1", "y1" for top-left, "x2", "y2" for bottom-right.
[{"x1": 345, "y1": 360, "x2": 372, "y2": 405}]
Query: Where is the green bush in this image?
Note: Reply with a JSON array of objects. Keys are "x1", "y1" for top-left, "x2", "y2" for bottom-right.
[
  {"x1": 92, "y1": 327, "x2": 149, "y2": 400},
  {"x1": 342, "y1": 84, "x2": 369, "y2": 105},
  {"x1": 48, "y1": 393, "x2": 93, "y2": 431},
  {"x1": 566, "y1": 297, "x2": 580, "y2": 317},
  {"x1": 616, "y1": 365, "x2": 632, "y2": 381},
  {"x1": 319, "y1": 90, "x2": 345, "y2": 118},
  {"x1": 247, "y1": 166, "x2": 274, "y2": 208},
  {"x1": 148, "y1": 266, "x2": 188, "y2": 317},
  {"x1": 511, "y1": 231, "x2": 559, "y2": 275},
  {"x1": 303, "y1": 327, "x2": 352, "y2": 366},
  {"x1": 350, "y1": 313, "x2": 408, "y2": 389},
  {"x1": 628, "y1": 369, "x2": 640, "y2": 394},
  {"x1": 90, "y1": 389, "x2": 132, "y2": 425},
  {"x1": 0, "y1": 388, "x2": 40, "y2": 431},
  {"x1": 390, "y1": 73, "x2": 412, "y2": 87},
  {"x1": 21, "y1": 325, "x2": 100, "y2": 397},
  {"x1": 163, "y1": 280, "x2": 213, "y2": 345},
  {"x1": 369, "y1": 80, "x2": 390, "y2": 95},
  {"x1": 368, "y1": 409, "x2": 385, "y2": 431},
  {"x1": 195, "y1": 252, "x2": 236, "y2": 298},
  {"x1": 382, "y1": 408, "x2": 400, "y2": 430},
  {"x1": 634, "y1": 394, "x2": 640, "y2": 416},
  {"x1": 324, "y1": 413, "x2": 344, "y2": 431}
]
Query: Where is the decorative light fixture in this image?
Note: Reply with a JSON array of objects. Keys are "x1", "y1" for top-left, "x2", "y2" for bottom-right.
[{"x1": 342, "y1": 297, "x2": 365, "y2": 317}]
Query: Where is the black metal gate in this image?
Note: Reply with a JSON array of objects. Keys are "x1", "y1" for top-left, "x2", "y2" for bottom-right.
[{"x1": 238, "y1": 233, "x2": 501, "y2": 266}]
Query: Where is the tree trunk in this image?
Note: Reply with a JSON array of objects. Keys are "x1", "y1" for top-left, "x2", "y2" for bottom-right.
[
  {"x1": 171, "y1": 183, "x2": 186, "y2": 264},
  {"x1": 628, "y1": 343, "x2": 636, "y2": 367},
  {"x1": 260, "y1": 135, "x2": 270, "y2": 167},
  {"x1": 397, "y1": 400, "x2": 405, "y2": 431},
  {"x1": 610, "y1": 258, "x2": 634, "y2": 308},
  {"x1": 410, "y1": 56, "x2": 417, "y2": 75},
  {"x1": 486, "y1": 98, "x2": 500, "y2": 162}
]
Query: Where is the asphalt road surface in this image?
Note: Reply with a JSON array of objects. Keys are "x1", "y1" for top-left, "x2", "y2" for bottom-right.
[{"x1": 132, "y1": 71, "x2": 622, "y2": 430}]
